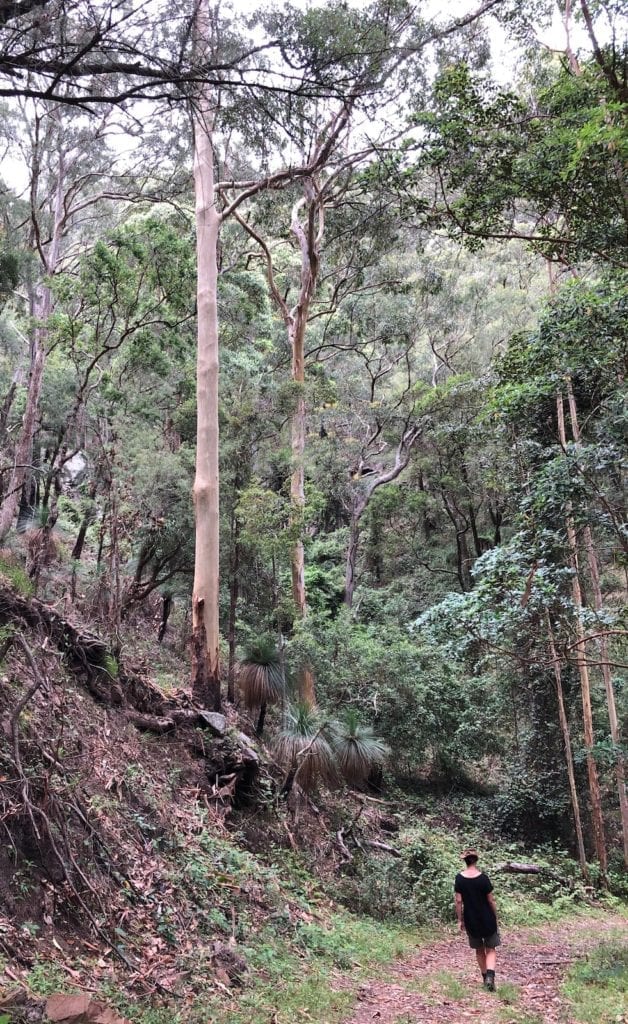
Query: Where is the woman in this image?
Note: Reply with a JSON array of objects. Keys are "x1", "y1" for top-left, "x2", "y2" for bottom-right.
[{"x1": 454, "y1": 847, "x2": 500, "y2": 991}]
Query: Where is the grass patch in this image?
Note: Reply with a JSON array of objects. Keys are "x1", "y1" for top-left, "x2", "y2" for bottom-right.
[
  {"x1": 427, "y1": 971, "x2": 466, "y2": 1000},
  {"x1": 561, "y1": 936, "x2": 627, "y2": 1024},
  {"x1": 209, "y1": 966, "x2": 355, "y2": 1024},
  {"x1": 497, "y1": 980, "x2": 521, "y2": 1004},
  {"x1": 192, "y1": 914, "x2": 414, "y2": 1024},
  {"x1": 0, "y1": 557, "x2": 33, "y2": 596}
]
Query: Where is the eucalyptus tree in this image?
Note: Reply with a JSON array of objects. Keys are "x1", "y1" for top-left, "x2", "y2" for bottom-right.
[
  {"x1": 189, "y1": 0, "x2": 391, "y2": 705},
  {"x1": 0, "y1": 96, "x2": 149, "y2": 540},
  {"x1": 224, "y1": 0, "x2": 435, "y2": 697}
]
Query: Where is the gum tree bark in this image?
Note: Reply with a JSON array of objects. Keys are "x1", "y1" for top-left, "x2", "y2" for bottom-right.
[{"x1": 191, "y1": 0, "x2": 220, "y2": 709}]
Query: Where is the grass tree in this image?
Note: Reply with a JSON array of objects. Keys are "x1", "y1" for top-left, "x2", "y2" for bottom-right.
[
  {"x1": 239, "y1": 637, "x2": 285, "y2": 736},
  {"x1": 276, "y1": 701, "x2": 337, "y2": 796},
  {"x1": 330, "y1": 708, "x2": 390, "y2": 788}
]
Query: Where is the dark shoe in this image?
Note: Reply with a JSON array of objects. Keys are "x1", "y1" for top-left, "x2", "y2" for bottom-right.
[
  {"x1": 481, "y1": 972, "x2": 487, "y2": 986},
  {"x1": 485, "y1": 970, "x2": 496, "y2": 992}
]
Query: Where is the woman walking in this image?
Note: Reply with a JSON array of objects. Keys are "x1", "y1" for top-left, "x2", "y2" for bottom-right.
[{"x1": 454, "y1": 848, "x2": 501, "y2": 991}]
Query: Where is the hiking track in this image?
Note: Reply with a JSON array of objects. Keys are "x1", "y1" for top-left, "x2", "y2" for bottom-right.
[{"x1": 339, "y1": 912, "x2": 627, "y2": 1024}]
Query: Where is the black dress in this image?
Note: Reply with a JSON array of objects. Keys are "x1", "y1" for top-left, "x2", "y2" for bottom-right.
[{"x1": 454, "y1": 871, "x2": 497, "y2": 937}]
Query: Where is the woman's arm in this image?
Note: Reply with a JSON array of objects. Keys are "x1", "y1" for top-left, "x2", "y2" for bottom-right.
[
  {"x1": 455, "y1": 892, "x2": 464, "y2": 930},
  {"x1": 487, "y1": 891, "x2": 498, "y2": 924}
]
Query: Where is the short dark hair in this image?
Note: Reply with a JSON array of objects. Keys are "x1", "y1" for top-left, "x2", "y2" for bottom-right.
[{"x1": 463, "y1": 854, "x2": 479, "y2": 866}]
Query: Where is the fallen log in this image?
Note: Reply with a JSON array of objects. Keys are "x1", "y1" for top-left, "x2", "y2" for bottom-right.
[
  {"x1": 365, "y1": 839, "x2": 402, "y2": 857},
  {"x1": 494, "y1": 862, "x2": 541, "y2": 874}
]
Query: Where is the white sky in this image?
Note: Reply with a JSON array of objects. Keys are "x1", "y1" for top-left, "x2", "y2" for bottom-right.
[{"x1": 0, "y1": 0, "x2": 612, "y2": 197}]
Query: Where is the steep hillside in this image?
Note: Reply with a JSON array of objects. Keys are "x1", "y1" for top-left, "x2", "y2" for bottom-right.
[{"x1": 1, "y1": 572, "x2": 625, "y2": 1024}]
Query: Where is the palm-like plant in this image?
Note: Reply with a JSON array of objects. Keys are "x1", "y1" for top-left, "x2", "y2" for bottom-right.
[
  {"x1": 238, "y1": 637, "x2": 285, "y2": 735},
  {"x1": 276, "y1": 701, "x2": 337, "y2": 794},
  {"x1": 329, "y1": 708, "x2": 390, "y2": 787}
]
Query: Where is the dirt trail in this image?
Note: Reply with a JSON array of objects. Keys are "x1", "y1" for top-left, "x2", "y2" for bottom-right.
[{"x1": 340, "y1": 913, "x2": 627, "y2": 1024}]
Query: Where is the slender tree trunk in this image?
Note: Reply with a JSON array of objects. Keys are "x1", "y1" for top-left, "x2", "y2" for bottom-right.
[
  {"x1": 344, "y1": 501, "x2": 365, "y2": 610},
  {"x1": 72, "y1": 480, "x2": 97, "y2": 563},
  {"x1": 227, "y1": 495, "x2": 240, "y2": 704},
  {"x1": 345, "y1": 428, "x2": 420, "y2": 608},
  {"x1": 488, "y1": 499, "x2": 502, "y2": 545},
  {"x1": 566, "y1": 378, "x2": 628, "y2": 867},
  {"x1": 284, "y1": 184, "x2": 323, "y2": 706},
  {"x1": 546, "y1": 611, "x2": 589, "y2": 877},
  {"x1": 108, "y1": 481, "x2": 121, "y2": 636},
  {"x1": 0, "y1": 316, "x2": 46, "y2": 539},
  {"x1": 443, "y1": 496, "x2": 473, "y2": 591},
  {"x1": 290, "y1": 318, "x2": 307, "y2": 619},
  {"x1": 158, "y1": 594, "x2": 173, "y2": 644},
  {"x1": 556, "y1": 392, "x2": 607, "y2": 874},
  {"x1": 191, "y1": 0, "x2": 221, "y2": 710},
  {"x1": 467, "y1": 502, "x2": 483, "y2": 558},
  {"x1": 368, "y1": 512, "x2": 383, "y2": 582},
  {"x1": 0, "y1": 138, "x2": 66, "y2": 540}
]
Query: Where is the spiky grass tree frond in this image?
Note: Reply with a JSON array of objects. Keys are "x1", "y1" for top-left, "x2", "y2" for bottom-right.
[
  {"x1": 330, "y1": 708, "x2": 390, "y2": 787},
  {"x1": 238, "y1": 637, "x2": 285, "y2": 711},
  {"x1": 276, "y1": 701, "x2": 337, "y2": 793}
]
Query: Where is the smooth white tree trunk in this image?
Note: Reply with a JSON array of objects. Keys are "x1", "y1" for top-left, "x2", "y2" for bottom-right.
[{"x1": 191, "y1": 0, "x2": 221, "y2": 708}]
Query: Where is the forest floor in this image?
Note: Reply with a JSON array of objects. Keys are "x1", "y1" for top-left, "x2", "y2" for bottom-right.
[{"x1": 337, "y1": 913, "x2": 627, "y2": 1024}]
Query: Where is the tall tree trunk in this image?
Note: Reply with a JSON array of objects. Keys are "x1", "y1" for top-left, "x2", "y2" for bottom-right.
[
  {"x1": 158, "y1": 594, "x2": 173, "y2": 644},
  {"x1": 0, "y1": 304, "x2": 47, "y2": 539},
  {"x1": 556, "y1": 392, "x2": 607, "y2": 875},
  {"x1": 191, "y1": 0, "x2": 221, "y2": 711},
  {"x1": 283, "y1": 183, "x2": 323, "y2": 706},
  {"x1": 290, "y1": 314, "x2": 308, "y2": 621},
  {"x1": 0, "y1": 134, "x2": 66, "y2": 540},
  {"x1": 443, "y1": 496, "x2": 473, "y2": 592},
  {"x1": 566, "y1": 378, "x2": 628, "y2": 867},
  {"x1": 546, "y1": 611, "x2": 588, "y2": 877},
  {"x1": 487, "y1": 499, "x2": 502, "y2": 545},
  {"x1": 227, "y1": 497, "x2": 240, "y2": 704},
  {"x1": 0, "y1": 379, "x2": 18, "y2": 450}
]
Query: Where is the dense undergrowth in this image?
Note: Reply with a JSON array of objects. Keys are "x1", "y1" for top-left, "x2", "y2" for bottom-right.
[
  {"x1": 562, "y1": 934, "x2": 628, "y2": 1024},
  {"x1": 0, "y1": 559, "x2": 625, "y2": 1024},
  {"x1": 0, "y1": 620, "x2": 625, "y2": 1024}
]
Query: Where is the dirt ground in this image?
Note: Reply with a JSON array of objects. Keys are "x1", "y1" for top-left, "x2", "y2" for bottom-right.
[{"x1": 339, "y1": 913, "x2": 627, "y2": 1024}]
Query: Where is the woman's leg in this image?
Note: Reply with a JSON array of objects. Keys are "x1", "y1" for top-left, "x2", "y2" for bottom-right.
[{"x1": 485, "y1": 946, "x2": 497, "y2": 990}]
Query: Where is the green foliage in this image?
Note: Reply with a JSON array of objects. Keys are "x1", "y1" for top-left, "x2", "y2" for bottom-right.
[
  {"x1": 0, "y1": 557, "x2": 34, "y2": 596},
  {"x1": 26, "y1": 959, "x2": 67, "y2": 996},
  {"x1": 289, "y1": 612, "x2": 501, "y2": 778},
  {"x1": 562, "y1": 936, "x2": 628, "y2": 1023},
  {"x1": 101, "y1": 653, "x2": 119, "y2": 679},
  {"x1": 415, "y1": 58, "x2": 628, "y2": 264}
]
